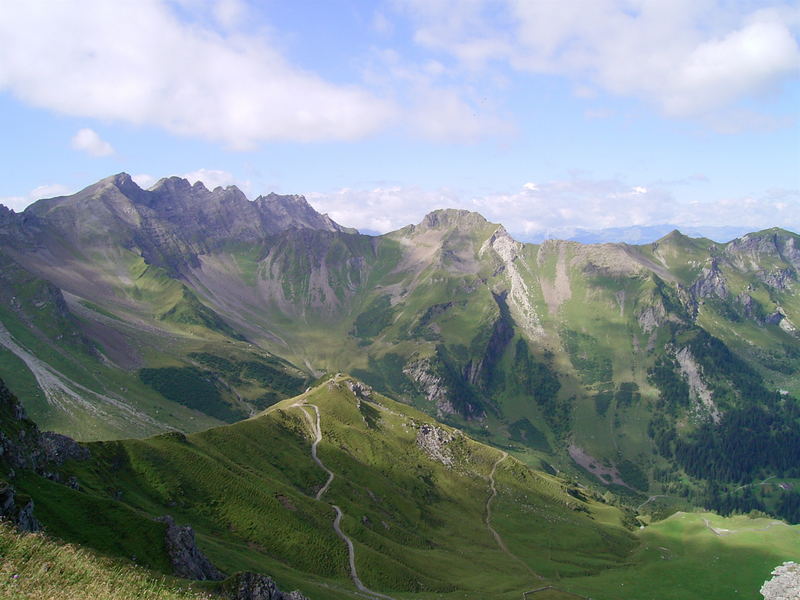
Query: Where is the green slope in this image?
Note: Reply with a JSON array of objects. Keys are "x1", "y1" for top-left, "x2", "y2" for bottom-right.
[
  {"x1": 2, "y1": 177, "x2": 800, "y2": 525},
  {"x1": 4, "y1": 376, "x2": 795, "y2": 599}
]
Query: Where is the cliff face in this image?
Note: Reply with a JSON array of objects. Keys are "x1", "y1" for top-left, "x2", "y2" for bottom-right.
[
  {"x1": 0, "y1": 378, "x2": 91, "y2": 531},
  {"x1": 16, "y1": 173, "x2": 350, "y2": 277}
]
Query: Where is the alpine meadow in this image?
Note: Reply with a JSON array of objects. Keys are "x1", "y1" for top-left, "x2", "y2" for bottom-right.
[{"x1": 1, "y1": 2, "x2": 799, "y2": 600}]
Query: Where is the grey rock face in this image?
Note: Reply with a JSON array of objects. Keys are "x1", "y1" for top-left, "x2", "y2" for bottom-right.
[
  {"x1": 156, "y1": 515, "x2": 224, "y2": 581},
  {"x1": 40, "y1": 432, "x2": 90, "y2": 465},
  {"x1": 416, "y1": 424, "x2": 455, "y2": 467},
  {"x1": 20, "y1": 173, "x2": 352, "y2": 277},
  {"x1": 759, "y1": 268, "x2": 795, "y2": 291},
  {"x1": 346, "y1": 380, "x2": 372, "y2": 401},
  {"x1": 761, "y1": 561, "x2": 800, "y2": 600},
  {"x1": 0, "y1": 484, "x2": 41, "y2": 532},
  {"x1": 225, "y1": 572, "x2": 310, "y2": 600},
  {"x1": 403, "y1": 358, "x2": 456, "y2": 417},
  {"x1": 0, "y1": 378, "x2": 87, "y2": 479},
  {"x1": 690, "y1": 260, "x2": 728, "y2": 300}
]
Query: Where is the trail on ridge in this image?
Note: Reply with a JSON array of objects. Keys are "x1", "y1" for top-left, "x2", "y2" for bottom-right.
[
  {"x1": 485, "y1": 451, "x2": 543, "y2": 581},
  {"x1": 293, "y1": 394, "x2": 396, "y2": 600}
]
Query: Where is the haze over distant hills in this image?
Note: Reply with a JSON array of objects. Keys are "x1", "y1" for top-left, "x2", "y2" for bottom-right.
[{"x1": 523, "y1": 224, "x2": 762, "y2": 245}]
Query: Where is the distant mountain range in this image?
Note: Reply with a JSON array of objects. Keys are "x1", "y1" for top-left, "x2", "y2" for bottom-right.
[
  {"x1": 1, "y1": 172, "x2": 799, "y2": 599},
  {"x1": 522, "y1": 224, "x2": 763, "y2": 244}
]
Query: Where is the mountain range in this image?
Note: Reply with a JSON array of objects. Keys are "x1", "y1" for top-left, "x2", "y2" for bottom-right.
[{"x1": 0, "y1": 173, "x2": 799, "y2": 599}]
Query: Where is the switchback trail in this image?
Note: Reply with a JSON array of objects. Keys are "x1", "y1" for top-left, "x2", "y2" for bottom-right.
[
  {"x1": 293, "y1": 396, "x2": 396, "y2": 600},
  {"x1": 485, "y1": 452, "x2": 543, "y2": 581}
]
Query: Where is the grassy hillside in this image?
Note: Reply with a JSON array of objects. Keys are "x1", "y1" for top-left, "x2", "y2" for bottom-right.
[
  {"x1": 13, "y1": 377, "x2": 632, "y2": 598},
  {"x1": 568, "y1": 511, "x2": 800, "y2": 600},
  {"x1": 0, "y1": 523, "x2": 212, "y2": 600},
  {"x1": 3, "y1": 179, "x2": 800, "y2": 530},
  {"x1": 9, "y1": 376, "x2": 797, "y2": 600}
]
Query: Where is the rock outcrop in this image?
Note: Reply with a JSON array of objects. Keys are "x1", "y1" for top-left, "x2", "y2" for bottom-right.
[
  {"x1": 761, "y1": 562, "x2": 800, "y2": 600},
  {"x1": 0, "y1": 378, "x2": 89, "y2": 480},
  {"x1": 346, "y1": 380, "x2": 372, "y2": 401},
  {"x1": 225, "y1": 571, "x2": 310, "y2": 600},
  {"x1": 156, "y1": 515, "x2": 224, "y2": 581},
  {"x1": 0, "y1": 483, "x2": 40, "y2": 532},
  {"x1": 403, "y1": 358, "x2": 456, "y2": 417},
  {"x1": 40, "y1": 432, "x2": 91, "y2": 465},
  {"x1": 675, "y1": 347, "x2": 721, "y2": 423},
  {"x1": 416, "y1": 424, "x2": 455, "y2": 467},
  {"x1": 690, "y1": 259, "x2": 728, "y2": 300}
]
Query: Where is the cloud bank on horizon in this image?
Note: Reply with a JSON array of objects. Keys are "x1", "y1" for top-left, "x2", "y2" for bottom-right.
[{"x1": 0, "y1": 0, "x2": 797, "y2": 236}]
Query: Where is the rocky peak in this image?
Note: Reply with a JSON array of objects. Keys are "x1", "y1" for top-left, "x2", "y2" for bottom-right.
[
  {"x1": 110, "y1": 172, "x2": 142, "y2": 194},
  {"x1": 150, "y1": 176, "x2": 193, "y2": 195},
  {"x1": 657, "y1": 229, "x2": 690, "y2": 244},
  {"x1": 418, "y1": 209, "x2": 489, "y2": 232},
  {"x1": 726, "y1": 229, "x2": 800, "y2": 271},
  {"x1": 0, "y1": 204, "x2": 16, "y2": 223},
  {"x1": 254, "y1": 193, "x2": 347, "y2": 234}
]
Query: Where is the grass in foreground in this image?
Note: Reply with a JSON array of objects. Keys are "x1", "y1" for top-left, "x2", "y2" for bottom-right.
[
  {"x1": 0, "y1": 523, "x2": 212, "y2": 600},
  {"x1": 563, "y1": 511, "x2": 800, "y2": 600}
]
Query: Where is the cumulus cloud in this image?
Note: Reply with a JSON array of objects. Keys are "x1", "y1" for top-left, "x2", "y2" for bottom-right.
[
  {"x1": 70, "y1": 128, "x2": 115, "y2": 157},
  {"x1": 307, "y1": 186, "x2": 464, "y2": 233},
  {"x1": 362, "y1": 47, "x2": 512, "y2": 142},
  {"x1": 0, "y1": 183, "x2": 72, "y2": 212},
  {"x1": 307, "y1": 178, "x2": 800, "y2": 239},
  {"x1": 0, "y1": 1, "x2": 395, "y2": 149},
  {"x1": 131, "y1": 174, "x2": 157, "y2": 189},
  {"x1": 399, "y1": 0, "x2": 800, "y2": 122},
  {"x1": 182, "y1": 168, "x2": 241, "y2": 191}
]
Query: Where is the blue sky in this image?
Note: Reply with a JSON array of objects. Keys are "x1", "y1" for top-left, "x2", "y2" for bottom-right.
[{"x1": 0, "y1": 0, "x2": 798, "y2": 238}]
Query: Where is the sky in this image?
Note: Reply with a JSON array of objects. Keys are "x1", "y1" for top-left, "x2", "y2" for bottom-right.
[{"x1": 0, "y1": 0, "x2": 798, "y2": 239}]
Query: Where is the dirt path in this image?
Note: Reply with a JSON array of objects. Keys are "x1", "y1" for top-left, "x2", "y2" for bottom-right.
[
  {"x1": 293, "y1": 395, "x2": 396, "y2": 600},
  {"x1": 298, "y1": 403, "x2": 334, "y2": 500},
  {"x1": 485, "y1": 452, "x2": 543, "y2": 581},
  {"x1": 636, "y1": 495, "x2": 670, "y2": 512},
  {"x1": 485, "y1": 452, "x2": 510, "y2": 553}
]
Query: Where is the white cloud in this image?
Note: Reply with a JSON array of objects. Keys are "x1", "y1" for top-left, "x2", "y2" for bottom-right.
[
  {"x1": 372, "y1": 11, "x2": 394, "y2": 36},
  {"x1": 131, "y1": 174, "x2": 157, "y2": 189},
  {"x1": 70, "y1": 128, "x2": 115, "y2": 157},
  {"x1": 212, "y1": 0, "x2": 246, "y2": 30},
  {"x1": 362, "y1": 47, "x2": 512, "y2": 142},
  {"x1": 307, "y1": 179, "x2": 800, "y2": 238},
  {"x1": 182, "y1": 168, "x2": 240, "y2": 191},
  {"x1": 0, "y1": 183, "x2": 72, "y2": 212},
  {"x1": 0, "y1": 1, "x2": 396, "y2": 149},
  {"x1": 399, "y1": 1, "x2": 800, "y2": 122},
  {"x1": 306, "y1": 186, "x2": 463, "y2": 233}
]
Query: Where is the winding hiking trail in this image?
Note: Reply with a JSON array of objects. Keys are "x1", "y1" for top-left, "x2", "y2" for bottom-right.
[
  {"x1": 485, "y1": 452, "x2": 511, "y2": 553},
  {"x1": 485, "y1": 452, "x2": 543, "y2": 581},
  {"x1": 300, "y1": 403, "x2": 334, "y2": 500},
  {"x1": 293, "y1": 394, "x2": 396, "y2": 600}
]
